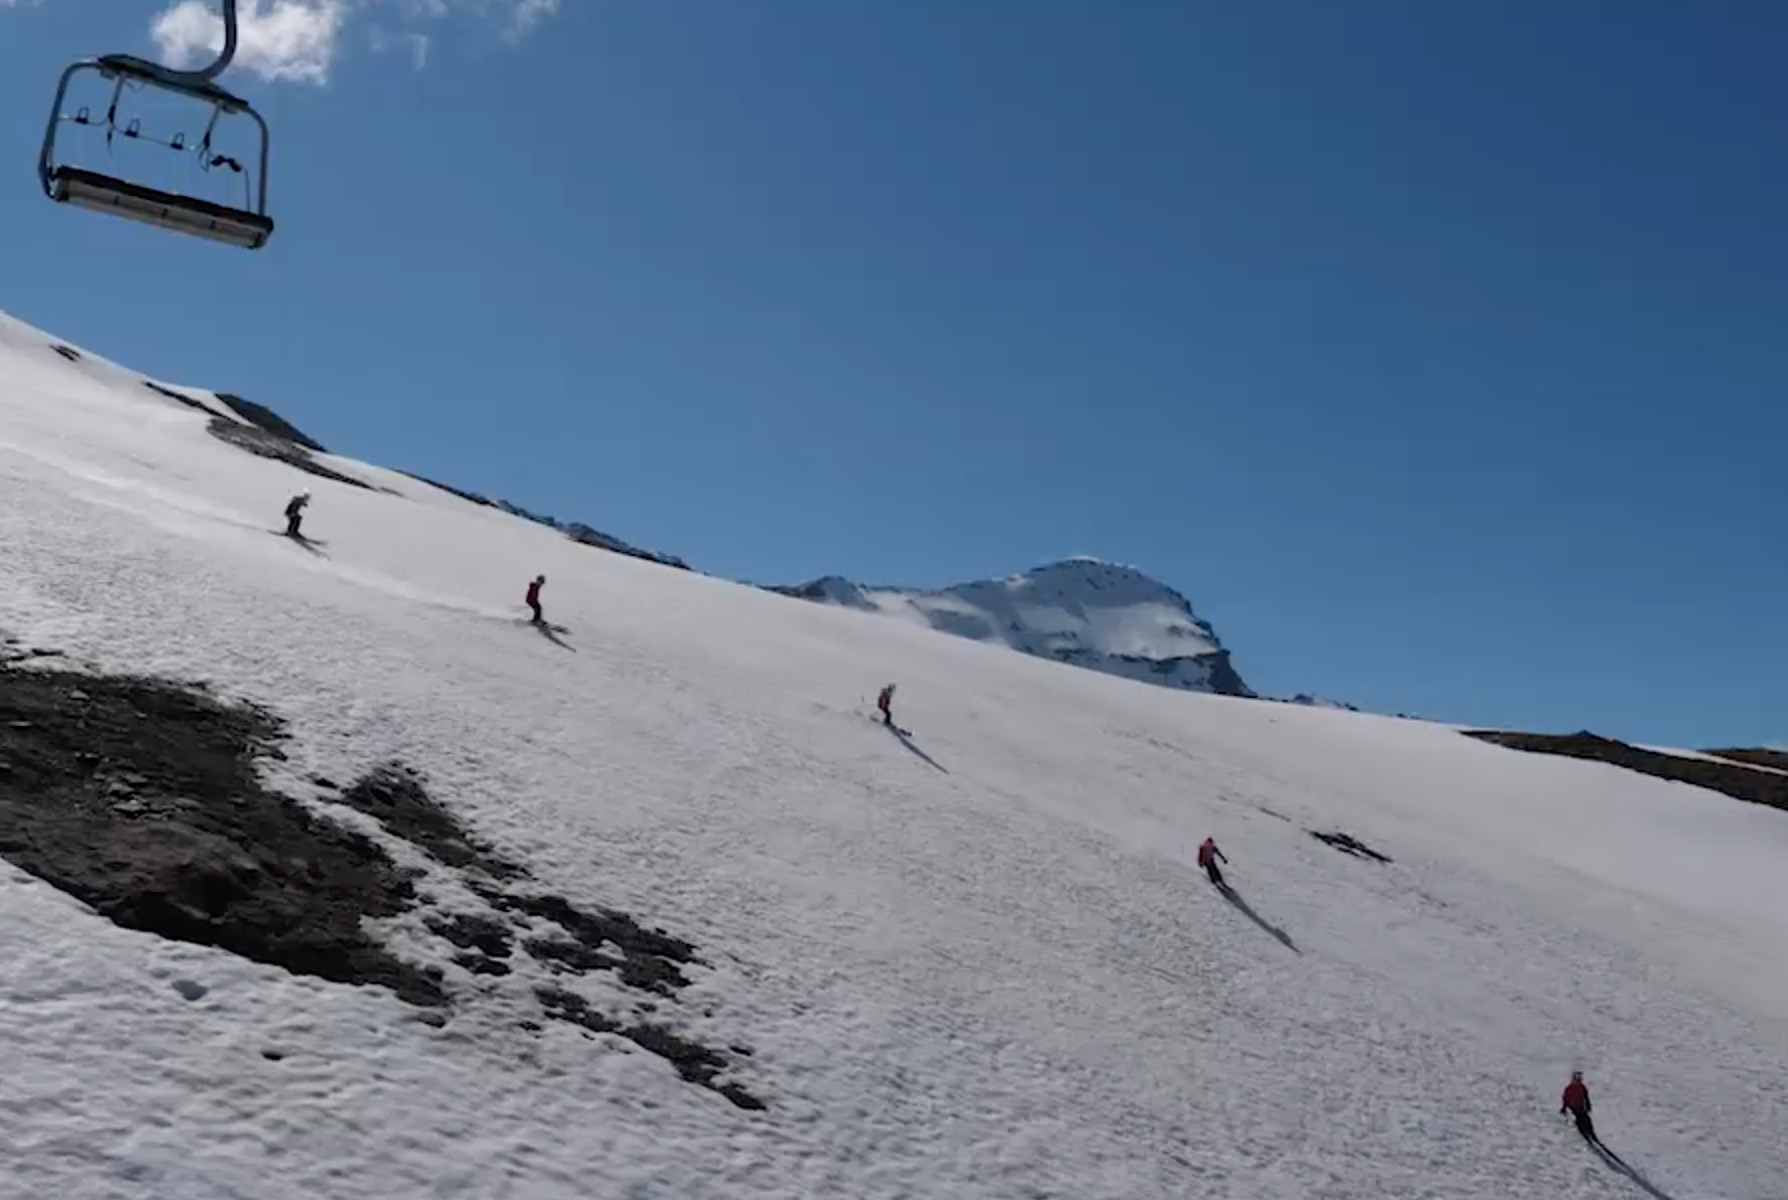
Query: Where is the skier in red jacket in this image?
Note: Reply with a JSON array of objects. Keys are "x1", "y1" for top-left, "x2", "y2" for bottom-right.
[
  {"x1": 1561, "y1": 1071, "x2": 1599, "y2": 1145},
  {"x1": 1197, "y1": 837, "x2": 1229, "y2": 887},
  {"x1": 876, "y1": 683, "x2": 896, "y2": 727},
  {"x1": 525, "y1": 575, "x2": 546, "y2": 624}
]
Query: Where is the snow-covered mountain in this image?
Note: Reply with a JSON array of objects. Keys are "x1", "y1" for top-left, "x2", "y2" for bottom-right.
[
  {"x1": 1286, "y1": 692, "x2": 1363, "y2": 712},
  {"x1": 769, "y1": 558, "x2": 1254, "y2": 697},
  {"x1": 1, "y1": 306, "x2": 1786, "y2": 1200}
]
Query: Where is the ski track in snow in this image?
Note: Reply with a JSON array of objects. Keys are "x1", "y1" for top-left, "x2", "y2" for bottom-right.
[{"x1": 0, "y1": 310, "x2": 1785, "y2": 1197}]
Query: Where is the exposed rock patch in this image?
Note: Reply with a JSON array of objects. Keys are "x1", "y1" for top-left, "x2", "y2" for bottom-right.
[
  {"x1": 426, "y1": 911, "x2": 515, "y2": 959},
  {"x1": 0, "y1": 640, "x2": 761, "y2": 1110},
  {"x1": 143, "y1": 381, "x2": 211, "y2": 412},
  {"x1": 534, "y1": 986, "x2": 765, "y2": 1111},
  {"x1": 1308, "y1": 830, "x2": 1392, "y2": 863},
  {"x1": 1704, "y1": 747, "x2": 1788, "y2": 774},
  {"x1": 339, "y1": 765, "x2": 524, "y2": 880},
  {"x1": 1465, "y1": 730, "x2": 1788, "y2": 813},
  {"x1": 212, "y1": 392, "x2": 327, "y2": 453},
  {"x1": 481, "y1": 886, "x2": 698, "y2": 995},
  {"x1": 396, "y1": 470, "x2": 691, "y2": 572},
  {"x1": 205, "y1": 417, "x2": 385, "y2": 493},
  {"x1": 0, "y1": 657, "x2": 445, "y2": 1007}
]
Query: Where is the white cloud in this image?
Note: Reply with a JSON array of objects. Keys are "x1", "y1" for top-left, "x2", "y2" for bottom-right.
[
  {"x1": 145, "y1": 0, "x2": 562, "y2": 85},
  {"x1": 507, "y1": 0, "x2": 559, "y2": 39},
  {"x1": 369, "y1": 26, "x2": 430, "y2": 71},
  {"x1": 153, "y1": 0, "x2": 346, "y2": 84}
]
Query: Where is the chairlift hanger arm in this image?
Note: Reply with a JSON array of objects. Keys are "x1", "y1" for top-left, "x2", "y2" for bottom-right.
[
  {"x1": 83, "y1": 0, "x2": 248, "y2": 104},
  {"x1": 164, "y1": 0, "x2": 240, "y2": 85}
]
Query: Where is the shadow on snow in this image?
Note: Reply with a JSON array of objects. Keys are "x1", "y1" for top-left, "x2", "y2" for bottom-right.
[
  {"x1": 529, "y1": 620, "x2": 576, "y2": 653},
  {"x1": 1216, "y1": 881, "x2": 1298, "y2": 953},
  {"x1": 1595, "y1": 1144, "x2": 1678, "y2": 1200},
  {"x1": 885, "y1": 725, "x2": 948, "y2": 774}
]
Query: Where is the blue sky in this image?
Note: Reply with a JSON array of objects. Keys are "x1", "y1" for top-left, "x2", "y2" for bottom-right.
[{"x1": 0, "y1": 1, "x2": 1783, "y2": 747}]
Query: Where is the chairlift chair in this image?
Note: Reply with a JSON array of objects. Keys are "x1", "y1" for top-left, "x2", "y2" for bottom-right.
[{"x1": 38, "y1": 0, "x2": 274, "y2": 250}]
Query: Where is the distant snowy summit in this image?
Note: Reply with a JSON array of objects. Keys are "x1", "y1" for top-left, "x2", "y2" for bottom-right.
[
  {"x1": 767, "y1": 558, "x2": 1254, "y2": 697},
  {"x1": 1285, "y1": 693, "x2": 1362, "y2": 713}
]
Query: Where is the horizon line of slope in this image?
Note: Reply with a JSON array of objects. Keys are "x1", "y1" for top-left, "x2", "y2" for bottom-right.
[
  {"x1": 12, "y1": 317, "x2": 693, "y2": 574},
  {"x1": 17, "y1": 308, "x2": 1771, "y2": 748}
]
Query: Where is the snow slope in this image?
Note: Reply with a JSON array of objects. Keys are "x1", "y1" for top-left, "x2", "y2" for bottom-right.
[
  {"x1": 1, "y1": 307, "x2": 1786, "y2": 1199},
  {"x1": 771, "y1": 559, "x2": 1254, "y2": 696}
]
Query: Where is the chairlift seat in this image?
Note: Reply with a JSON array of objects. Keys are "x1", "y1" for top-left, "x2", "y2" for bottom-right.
[{"x1": 49, "y1": 165, "x2": 273, "y2": 250}]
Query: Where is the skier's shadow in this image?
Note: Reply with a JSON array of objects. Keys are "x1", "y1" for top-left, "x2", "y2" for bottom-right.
[
  {"x1": 885, "y1": 725, "x2": 948, "y2": 774},
  {"x1": 1216, "y1": 882, "x2": 1299, "y2": 953},
  {"x1": 285, "y1": 532, "x2": 327, "y2": 558},
  {"x1": 1595, "y1": 1146, "x2": 1677, "y2": 1200},
  {"x1": 530, "y1": 621, "x2": 577, "y2": 653}
]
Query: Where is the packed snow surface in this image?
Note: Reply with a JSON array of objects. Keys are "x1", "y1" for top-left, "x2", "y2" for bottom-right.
[
  {"x1": 1, "y1": 307, "x2": 1785, "y2": 1199},
  {"x1": 776, "y1": 559, "x2": 1251, "y2": 695}
]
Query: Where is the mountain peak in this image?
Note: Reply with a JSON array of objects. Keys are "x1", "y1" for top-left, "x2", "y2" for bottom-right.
[{"x1": 769, "y1": 560, "x2": 1252, "y2": 697}]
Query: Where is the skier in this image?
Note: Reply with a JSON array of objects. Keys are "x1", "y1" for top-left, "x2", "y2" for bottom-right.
[
  {"x1": 1197, "y1": 836, "x2": 1229, "y2": 887},
  {"x1": 283, "y1": 492, "x2": 311, "y2": 538},
  {"x1": 1561, "y1": 1071, "x2": 1599, "y2": 1146},
  {"x1": 525, "y1": 574, "x2": 546, "y2": 624},
  {"x1": 876, "y1": 683, "x2": 896, "y2": 727}
]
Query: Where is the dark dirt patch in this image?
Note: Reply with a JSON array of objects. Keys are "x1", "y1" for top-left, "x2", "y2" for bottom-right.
[
  {"x1": 426, "y1": 911, "x2": 513, "y2": 959},
  {"x1": 454, "y1": 951, "x2": 512, "y2": 976},
  {"x1": 624, "y1": 1021, "x2": 728, "y2": 1086},
  {"x1": 1309, "y1": 830, "x2": 1392, "y2": 863},
  {"x1": 0, "y1": 660, "x2": 445, "y2": 1006},
  {"x1": 717, "y1": 1083, "x2": 766, "y2": 1111},
  {"x1": 536, "y1": 984, "x2": 620, "y2": 1034},
  {"x1": 1465, "y1": 730, "x2": 1788, "y2": 813},
  {"x1": 524, "y1": 935, "x2": 622, "y2": 974},
  {"x1": 0, "y1": 640, "x2": 760, "y2": 1109},
  {"x1": 205, "y1": 416, "x2": 385, "y2": 493},
  {"x1": 1705, "y1": 747, "x2": 1788, "y2": 774},
  {"x1": 486, "y1": 887, "x2": 697, "y2": 995},
  {"x1": 337, "y1": 764, "x2": 524, "y2": 880},
  {"x1": 533, "y1": 986, "x2": 764, "y2": 1111},
  {"x1": 331, "y1": 766, "x2": 752, "y2": 1101}
]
